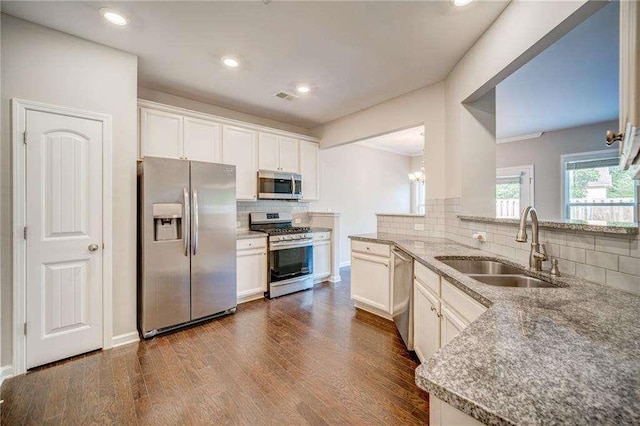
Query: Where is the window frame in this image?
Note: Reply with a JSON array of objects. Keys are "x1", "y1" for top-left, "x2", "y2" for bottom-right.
[
  {"x1": 561, "y1": 149, "x2": 638, "y2": 222},
  {"x1": 496, "y1": 165, "x2": 534, "y2": 218}
]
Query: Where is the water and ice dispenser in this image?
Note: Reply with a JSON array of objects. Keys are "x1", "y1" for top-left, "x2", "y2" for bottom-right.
[{"x1": 152, "y1": 203, "x2": 182, "y2": 241}]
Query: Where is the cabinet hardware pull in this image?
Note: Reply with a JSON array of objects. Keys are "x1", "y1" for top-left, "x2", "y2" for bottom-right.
[
  {"x1": 430, "y1": 306, "x2": 436, "y2": 312},
  {"x1": 605, "y1": 130, "x2": 624, "y2": 146}
]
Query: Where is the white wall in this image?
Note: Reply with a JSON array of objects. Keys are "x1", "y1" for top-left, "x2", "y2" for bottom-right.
[
  {"x1": 138, "y1": 87, "x2": 312, "y2": 136},
  {"x1": 443, "y1": 0, "x2": 605, "y2": 214},
  {"x1": 311, "y1": 82, "x2": 446, "y2": 200},
  {"x1": 497, "y1": 120, "x2": 619, "y2": 220},
  {"x1": 1, "y1": 15, "x2": 138, "y2": 365},
  {"x1": 309, "y1": 144, "x2": 411, "y2": 264}
]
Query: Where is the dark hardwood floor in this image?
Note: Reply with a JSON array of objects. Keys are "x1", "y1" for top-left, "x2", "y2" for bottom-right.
[{"x1": 1, "y1": 267, "x2": 429, "y2": 425}]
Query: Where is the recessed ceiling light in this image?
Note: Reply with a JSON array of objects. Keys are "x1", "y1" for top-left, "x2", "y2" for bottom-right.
[
  {"x1": 296, "y1": 85, "x2": 311, "y2": 94},
  {"x1": 222, "y1": 56, "x2": 240, "y2": 68},
  {"x1": 452, "y1": 0, "x2": 473, "y2": 6},
  {"x1": 100, "y1": 8, "x2": 129, "y2": 26}
]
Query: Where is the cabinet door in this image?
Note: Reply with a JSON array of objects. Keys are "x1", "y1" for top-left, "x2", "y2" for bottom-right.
[
  {"x1": 222, "y1": 125, "x2": 257, "y2": 201},
  {"x1": 258, "y1": 132, "x2": 279, "y2": 171},
  {"x1": 414, "y1": 281, "x2": 440, "y2": 363},
  {"x1": 618, "y1": 0, "x2": 640, "y2": 175},
  {"x1": 183, "y1": 117, "x2": 221, "y2": 163},
  {"x1": 351, "y1": 253, "x2": 390, "y2": 312},
  {"x1": 440, "y1": 304, "x2": 467, "y2": 347},
  {"x1": 237, "y1": 248, "x2": 267, "y2": 299},
  {"x1": 299, "y1": 141, "x2": 319, "y2": 200},
  {"x1": 140, "y1": 107, "x2": 183, "y2": 159},
  {"x1": 278, "y1": 136, "x2": 299, "y2": 173},
  {"x1": 313, "y1": 241, "x2": 331, "y2": 279}
]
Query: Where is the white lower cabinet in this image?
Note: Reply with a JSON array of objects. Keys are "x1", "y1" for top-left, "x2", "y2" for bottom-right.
[
  {"x1": 313, "y1": 232, "x2": 331, "y2": 281},
  {"x1": 413, "y1": 280, "x2": 440, "y2": 362},
  {"x1": 440, "y1": 304, "x2": 467, "y2": 346},
  {"x1": 413, "y1": 261, "x2": 487, "y2": 363},
  {"x1": 351, "y1": 241, "x2": 392, "y2": 316},
  {"x1": 236, "y1": 238, "x2": 267, "y2": 303},
  {"x1": 430, "y1": 396, "x2": 484, "y2": 426}
]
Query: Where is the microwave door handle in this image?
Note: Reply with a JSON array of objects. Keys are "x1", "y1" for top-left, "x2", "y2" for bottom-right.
[
  {"x1": 183, "y1": 187, "x2": 190, "y2": 257},
  {"x1": 192, "y1": 187, "x2": 199, "y2": 256},
  {"x1": 291, "y1": 175, "x2": 295, "y2": 197}
]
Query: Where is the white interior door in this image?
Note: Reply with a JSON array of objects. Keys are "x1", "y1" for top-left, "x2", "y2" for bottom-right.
[{"x1": 25, "y1": 110, "x2": 104, "y2": 369}]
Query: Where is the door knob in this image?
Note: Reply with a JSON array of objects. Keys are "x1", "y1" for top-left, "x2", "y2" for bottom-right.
[
  {"x1": 605, "y1": 130, "x2": 624, "y2": 146},
  {"x1": 88, "y1": 244, "x2": 99, "y2": 252}
]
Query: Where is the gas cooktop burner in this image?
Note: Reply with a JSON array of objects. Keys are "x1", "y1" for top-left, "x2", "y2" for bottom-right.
[{"x1": 265, "y1": 227, "x2": 311, "y2": 235}]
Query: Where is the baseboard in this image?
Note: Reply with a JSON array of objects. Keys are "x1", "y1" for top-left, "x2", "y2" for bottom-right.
[
  {"x1": 0, "y1": 365, "x2": 14, "y2": 387},
  {"x1": 339, "y1": 261, "x2": 351, "y2": 268},
  {"x1": 111, "y1": 332, "x2": 140, "y2": 348},
  {"x1": 237, "y1": 292, "x2": 265, "y2": 304},
  {"x1": 354, "y1": 301, "x2": 393, "y2": 321},
  {"x1": 329, "y1": 274, "x2": 342, "y2": 283}
]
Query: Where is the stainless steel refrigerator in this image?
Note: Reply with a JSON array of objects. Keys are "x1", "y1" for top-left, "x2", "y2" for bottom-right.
[{"x1": 138, "y1": 157, "x2": 237, "y2": 338}]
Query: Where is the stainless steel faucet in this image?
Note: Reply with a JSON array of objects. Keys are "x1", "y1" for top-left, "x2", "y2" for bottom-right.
[{"x1": 516, "y1": 206, "x2": 547, "y2": 271}]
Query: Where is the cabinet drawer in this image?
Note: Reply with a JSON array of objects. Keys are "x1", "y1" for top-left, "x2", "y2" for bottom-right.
[
  {"x1": 441, "y1": 279, "x2": 487, "y2": 323},
  {"x1": 237, "y1": 237, "x2": 267, "y2": 251},
  {"x1": 352, "y1": 240, "x2": 390, "y2": 257},
  {"x1": 313, "y1": 231, "x2": 331, "y2": 241},
  {"x1": 414, "y1": 261, "x2": 440, "y2": 297}
]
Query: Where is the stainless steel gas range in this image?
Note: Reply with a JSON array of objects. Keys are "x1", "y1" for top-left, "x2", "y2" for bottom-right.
[{"x1": 250, "y1": 212, "x2": 314, "y2": 298}]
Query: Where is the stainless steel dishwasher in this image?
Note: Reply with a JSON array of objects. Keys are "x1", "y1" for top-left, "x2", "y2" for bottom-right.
[{"x1": 392, "y1": 248, "x2": 414, "y2": 350}]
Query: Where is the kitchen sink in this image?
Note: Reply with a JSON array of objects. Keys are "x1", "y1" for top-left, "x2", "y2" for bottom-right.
[
  {"x1": 467, "y1": 274, "x2": 559, "y2": 288},
  {"x1": 436, "y1": 258, "x2": 525, "y2": 275}
]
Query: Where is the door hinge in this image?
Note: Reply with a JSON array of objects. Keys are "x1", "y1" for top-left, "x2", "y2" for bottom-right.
[
  {"x1": 23, "y1": 226, "x2": 27, "y2": 240},
  {"x1": 23, "y1": 322, "x2": 27, "y2": 335},
  {"x1": 23, "y1": 131, "x2": 27, "y2": 145}
]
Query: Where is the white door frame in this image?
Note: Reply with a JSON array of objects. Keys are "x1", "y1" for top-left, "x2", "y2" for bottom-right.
[{"x1": 12, "y1": 99, "x2": 113, "y2": 375}]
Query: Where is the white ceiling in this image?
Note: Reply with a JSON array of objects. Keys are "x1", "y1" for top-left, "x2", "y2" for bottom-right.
[
  {"x1": 495, "y1": 1, "x2": 618, "y2": 139},
  {"x1": 356, "y1": 125, "x2": 424, "y2": 157},
  {"x1": 1, "y1": 1, "x2": 510, "y2": 129}
]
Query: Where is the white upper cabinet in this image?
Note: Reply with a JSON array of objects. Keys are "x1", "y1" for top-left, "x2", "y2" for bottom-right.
[
  {"x1": 222, "y1": 125, "x2": 258, "y2": 201},
  {"x1": 140, "y1": 107, "x2": 183, "y2": 159},
  {"x1": 299, "y1": 140, "x2": 319, "y2": 200},
  {"x1": 258, "y1": 132, "x2": 280, "y2": 171},
  {"x1": 138, "y1": 101, "x2": 319, "y2": 199},
  {"x1": 258, "y1": 132, "x2": 299, "y2": 173},
  {"x1": 183, "y1": 117, "x2": 222, "y2": 163},
  {"x1": 278, "y1": 136, "x2": 299, "y2": 173}
]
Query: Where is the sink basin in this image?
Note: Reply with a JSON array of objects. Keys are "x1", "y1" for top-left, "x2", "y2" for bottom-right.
[
  {"x1": 437, "y1": 258, "x2": 524, "y2": 275},
  {"x1": 468, "y1": 274, "x2": 559, "y2": 288}
]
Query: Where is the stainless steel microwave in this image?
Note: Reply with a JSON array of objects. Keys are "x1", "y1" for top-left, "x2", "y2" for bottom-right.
[{"x1": 258, "y1": 170, "x2": 302, "y2": 200}]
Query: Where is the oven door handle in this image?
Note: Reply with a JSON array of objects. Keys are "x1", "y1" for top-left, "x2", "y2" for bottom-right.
[{"x1": 270, "y1": 240, "x2": 313, "y2": 251}]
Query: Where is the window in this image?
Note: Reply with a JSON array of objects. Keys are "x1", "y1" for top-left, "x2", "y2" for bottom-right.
[
  {"x1": 496, "y1": 166, "x2": 534, "y2": 218},
  {"x1": 562, "y1": 150, "x2": 638, "y2": 222}
]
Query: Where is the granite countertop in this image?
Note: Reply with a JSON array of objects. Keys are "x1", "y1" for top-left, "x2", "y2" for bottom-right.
[
  {"x1": 350, "y1": 233, "x2": 640, "y2": 425},
  {"x1": 457, "y1": 214, "x2": 639, "y2": 235},
  {"x1": 236, "y1": 230, "x2": 267, "y2": 239}
]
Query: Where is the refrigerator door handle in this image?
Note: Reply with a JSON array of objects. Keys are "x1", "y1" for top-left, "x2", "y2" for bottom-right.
[
  {"x1": 192, "y1": 187, "x2": 199, "y2": 256},
  {"x1": 183, "y1": 187, "x2": 190, "y2": 257}
]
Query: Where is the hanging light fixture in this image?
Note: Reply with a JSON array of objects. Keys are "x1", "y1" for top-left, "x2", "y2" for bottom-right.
[{"x1": 408, "y1": 169, "x2": 425, "y2": 183}]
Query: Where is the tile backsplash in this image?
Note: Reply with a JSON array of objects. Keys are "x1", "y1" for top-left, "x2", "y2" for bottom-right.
[
  {"x1": 377, "y1": 198, "x2": 640, "y2": 295},
  {"x1": 237, "y1": 200, "x2": 310, "y2": 229}
]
